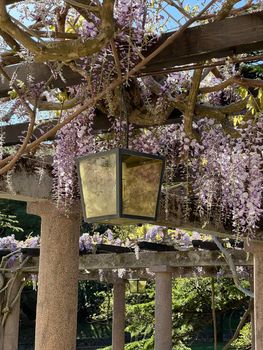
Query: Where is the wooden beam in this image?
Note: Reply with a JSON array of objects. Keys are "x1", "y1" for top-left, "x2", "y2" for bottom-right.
[
  {"x1": 78, "y1": 266, "x2": 237, "y2": 280},
  {"x1": 0, "y1": 63, "x2": 81, "y2": 98},
  {"x1": 2, "y1": 121, "x2": 56, "y2": 146},
  {"x1": 143, "y1": 11, "x2": 263, "y2": 73},
  {"x1": 10, "y1": 262, "x2": 244, "y2": 281},
  {"x1": 78, "y1": 250, "x2": 252, "y2": 270},
  {"x1": 1, "y1": 112, "x2": 181, "y2": 146},
  {"x1": 1, "y1": 112, "x2": 112, "y2": 146},
  {"x1": 17, "y1": 250, "x2": 252, "y2": 275},
  {"x1": 1, "y1": 12, "x2": 263, "y2": 97}
]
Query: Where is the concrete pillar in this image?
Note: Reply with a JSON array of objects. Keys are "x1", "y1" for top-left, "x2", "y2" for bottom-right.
[
  {"x1": 153, "y1": 268, "x2": 173, "y2": 350},
  {"x1": 27, "y1": 201, "x2": 80, "y2": 350},
  {"x1": 251, "y1": 300, "x2": 255, "y2": 350},
  {"x1": 3, "y1": 275, "x2": 23, "y2": 350},
  {"x1": 249, "y1": 275, "x2": 255, "y2": 350},
  {"x1": 112, "y1": 279, "x2": 126, "y2": 350},
  {"x1": 245, "y1": 240, "x2": 263, "y2": 350}
]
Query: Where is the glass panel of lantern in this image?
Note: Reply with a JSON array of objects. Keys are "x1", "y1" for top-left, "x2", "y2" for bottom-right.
[
  {"x1": 129, "y1": 280, "x2": 147, "y2": 294},
  {"x1": 77, "y1": 148, "x2": 165, "y2": 225}
]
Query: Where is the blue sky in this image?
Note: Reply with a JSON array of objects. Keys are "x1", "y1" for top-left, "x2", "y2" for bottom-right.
[{"x1": 155, "y1": 0, "x2": 250, "y2": 32}]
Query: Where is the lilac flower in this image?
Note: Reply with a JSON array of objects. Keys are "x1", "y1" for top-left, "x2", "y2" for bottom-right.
[
  {"x1": 0, "y1": 235, "x2": 18, "y2": 251},
  {"x1": 23, "y1": 236, "x2": 40, "y2": 248},
  {"x1": 106, "y1": 229, "x2": 113, "y2": 242},
  {"x1": 192, "y1": 232, "x2": 201, "y2": 240}
]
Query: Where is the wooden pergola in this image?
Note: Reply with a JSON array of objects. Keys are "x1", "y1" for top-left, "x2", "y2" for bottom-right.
[
  {"x1": 0, "y1": 238, "x2": 252, "y2": 350},
  {"x1": 2, "y1": 11, "x2": 263, "y2": 145},
  {"x1": 0, "y1": 154, "x2": 256, "y2": 350},
  {"x1": 1, "y1": 8, "x2": 263, "y2": 350}
]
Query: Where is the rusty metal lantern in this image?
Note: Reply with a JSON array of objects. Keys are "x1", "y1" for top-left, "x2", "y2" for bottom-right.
[{"x1": 77, "y1": 148, "x2": 165, "y2": 225}]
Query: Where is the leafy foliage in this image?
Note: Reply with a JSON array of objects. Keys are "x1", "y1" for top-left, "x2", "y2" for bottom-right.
[
  {"x1": 0, "y1": 199, "x2": 40, "y2": 239},
  {"x1": 232, "y1": 323, "x2": 251, "y2": 350},
  {"x1": 112, "y1": 278, "x2": 250, "y2": 349},
  {"x1": 78, "y1": 281, "x2": 111, "y2": 322}
]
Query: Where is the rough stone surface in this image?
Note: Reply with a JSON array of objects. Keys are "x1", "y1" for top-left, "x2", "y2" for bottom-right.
[
  {"x1": 79, "y1": 250, "x2": 252, "y2": 270},
  {"x1": 27, "y1": 201, "x2": 80, "y2": 350},
  {"x1": 245, "y1": 240, "x2": 263, "y2": 350},
  {"x1": 112, "y1": 280, "x2": 126, "y2": 350},
  {"x1": 0, "y1": 160, "x2": 52, "y2": 202}
]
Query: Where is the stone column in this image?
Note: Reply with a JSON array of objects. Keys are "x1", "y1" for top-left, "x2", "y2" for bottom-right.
[
  {"x1": 249, "y1": 275, "x2": 255, "y2": 350},
  {"x1": 27, "y1": 201, "x2": 80, "y2": 350},
  {"x1": 245, "y1": 240, "x2": 263, "y2": 350},
  {"x1": 153, "y1": 267, "x2": 173, "y2": 350},
  {"x1": 3, "y1": 275, "x2": 24, "y2": 350},
  {"x1": 251, "y1": 300, "x2": 255, "y2": 350},
  {"x1": 112, "y1": 279, "x2": 126, "y2": 350}
]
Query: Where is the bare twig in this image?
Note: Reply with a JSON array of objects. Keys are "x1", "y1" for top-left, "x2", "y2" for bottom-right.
[
  {"x1": 200, "y1": 75, "x2": 263, "y2": 93},
  {"x1": 213, "y1": 237, "x2": 254, "y2": 298},
  {"x1": 0, "y1": 64, "x2": 37, "y2": 173},
  {"x1": 164, "y1": 0, "x2": 192, "y2": 19},
  {"x1": 223, "y1": 299, "x2": 253, "y2": 350}
]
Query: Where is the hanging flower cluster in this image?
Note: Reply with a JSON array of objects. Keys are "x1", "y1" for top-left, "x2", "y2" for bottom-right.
[
  {"x1": 187, "y1": 118, "x2": 263, "y2": 235},
  {"x1": 6, "y1": 0, "x2": 259, "y2": 237},
  {"x1": 53, "y1": 106, "x2": 263, "y2": 236}
]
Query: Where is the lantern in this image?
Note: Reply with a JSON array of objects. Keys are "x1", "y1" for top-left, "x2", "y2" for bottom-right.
[
  {"x1": 128, "y1": 280, "x2": 147, "y2": 294},
  {"x1": 77, "y1": 148, "x2": 165, "y2": 225}
]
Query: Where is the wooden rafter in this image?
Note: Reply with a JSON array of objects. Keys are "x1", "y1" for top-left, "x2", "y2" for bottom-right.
[
  {"x1": 18, "y1": 250, "x2": 252, "y2": 274},
  {"x1": 143, "y1": 11, "x2": 263, "y2": 73},
  {"x1": 1, "y1": 12, "x2": 263, "y2": 97}
]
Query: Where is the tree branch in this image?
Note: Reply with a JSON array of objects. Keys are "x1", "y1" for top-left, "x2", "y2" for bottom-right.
[
  {"x1": 223, "y1": 299, "x2": 253, "y2": 350},
  {"x1": 0, "y1": 64, "x2": 37, "y2": 174},
  {"x1": 215, "y1": 0, "x2": 242, "y2": 21},
  {"x1": 200, "y1": 75, "x2": 263, "y2": 94},
  {"x1": 36, "y1": 97, "x2": 82, "y2": 111},
  {"x1": 0, "y1": 29, "x2": 20, "y2": 51},
  {"x1": 0, "y1": 0, "x2": 114, "y2": 62},
  {"x1": 184, "y1": 68, "x2": 203, "y2": 139},
  {"x1": 213, "y1": 237, "x2": 254, "y2": 298},
  {"x1": 0, "y1": 0, "x2": 219, "y2": 173}
]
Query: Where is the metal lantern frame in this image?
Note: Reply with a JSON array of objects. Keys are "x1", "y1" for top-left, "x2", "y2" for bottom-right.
[
  {"x1": 128, "y1": 279, "x2": 147, "y2": 294},
  {"x1": 77, "y1": 148, "x2": 165, "y2": 225}
]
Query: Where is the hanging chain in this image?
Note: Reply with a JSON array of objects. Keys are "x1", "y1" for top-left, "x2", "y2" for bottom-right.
[{"x1": 121, "y1": 86, "x2": 129, "y2": 149}]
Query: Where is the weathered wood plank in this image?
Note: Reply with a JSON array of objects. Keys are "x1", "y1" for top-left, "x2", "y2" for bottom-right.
[
  {"x1": 143, "y1": 11, "x2": 263, "y2": 73},
  {"x1": 0, "y1": 63, "x2": 81, "y2": 98},
  {"x1": 1, "y1": 112, "x2": 112, "y2": 146},
  {"x1": 17, "y1": 250, "x2": 252, "y2": 275},
  {"x1": 1, "y1": 12, "x2": 263, "y2": 97},
  {"x1": 2, "y1": 121, "x2": 56, "y2": 146},
  {"x1": 1, "y1": 113, "x2": 181, "y2": 146},
  {"x1": 19, "y1": 261, "x2": 242, "y2": 279},
  {"x1": 78, "y1": 250, "x2": 252, "y2": 270}
]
